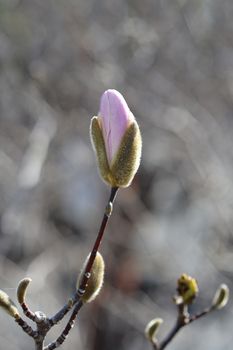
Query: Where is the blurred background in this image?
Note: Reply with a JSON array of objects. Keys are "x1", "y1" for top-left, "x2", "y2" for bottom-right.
[{"x1": 0, "y1": 0, "x2": 233, "y2": 349}]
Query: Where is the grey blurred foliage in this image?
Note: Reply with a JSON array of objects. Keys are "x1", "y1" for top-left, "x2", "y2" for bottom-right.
[{"x1": 0, "y1": 0, "x2": 233, "y2": 349}]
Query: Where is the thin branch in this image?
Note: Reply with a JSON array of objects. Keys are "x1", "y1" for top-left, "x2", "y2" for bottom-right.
[
  {"x1": 15, "y1": 317, "x2": 37, "y2": 339},
  {"x1": 49, "y1": 299, "x2": 73, "y2": 326},
  {"x1": 20, "y1": 301, "x2": 36, "y2": 321},
  {"x1": 44, "y1": 301, "x2": 83, "y2": 350},
  {"x1": 49, "y1": 187, "x2": 118, "y2": 328},
  {"x1": 189, "y1": 306, "x2": 214, "y2": 324},
  {"x1": 155, "y1": 305, "x2": 215, "y2": 349},
  {"x1": 155, "y1": 304, "x2": 188, "y2": 350},
  {"x1": 33, "y1": 313, "x2": 52, "y2": 350},
  {"x1": 156, "y1": 321, "x2": 183, "y2": 350},
  {"x1": 35, "y1": 340, "x2": 44, "y2": 350},
  {"x1": 75, "y1": 186, "x2": 118, "y2": 300},
  {"x1": 49, "y1": 186, "x2": 118, "y2": 329},
  {"x1": 27, "y1": 187, "x2": 118, "y2": 350}
]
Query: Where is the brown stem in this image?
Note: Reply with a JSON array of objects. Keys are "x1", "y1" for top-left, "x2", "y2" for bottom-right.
[
  {"x1": 156, "y1": 305, "x2": 214, "y2": 349},
  {"x1": 156, "y1": 304, "x2": 188, "y2": 350},
  {"x1": 49, "y1": 299, "x2": 73, "y2": 326},
  {"x1": 20, "y1": 302, "x2": 36, "y2": 321},
  {"x1": 44, "y1": 301, "x2": 83, "y2": 350},
  {"x1": 157, "y1": 321, "x2": 182, "y2": 350},
  {"x1": 35, "y1": 341, "x2": 44, "y2": 350},
  {"x1": 31, "y1": 187, "x2": 118, "y2": 349},
  {"x1": 76, "y1": 186, "x2": 118, "y2": 299},
  {"x1": 15, "y1": 317, "x2": 37, "y2": 339},
  {"x1": 189, "y1": 306, "x2": 214, "y2": 323},
  {"x1": 50, "y1": 187, "x2": 118, "y2": 326}
]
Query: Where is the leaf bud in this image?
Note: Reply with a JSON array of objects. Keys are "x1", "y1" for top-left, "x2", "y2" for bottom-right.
[
  {"x1": 0, "y1": 289, "x2": 20, "y2": 319},
  {"x1": 17, "y1": 277, "x2": 32, "y2": 304},
  {"x1": 212, "y1": 284, "x2": 229, "y2": 310},
  {"x1": 77, "y1": 252, "x2": 105, "y2": 303},
  {"x1": 145, "y1": 318, "x2": 163, "y2": 343},
  {"x1": 176, "y1": 273, "x2": 198, "y2": 305}
]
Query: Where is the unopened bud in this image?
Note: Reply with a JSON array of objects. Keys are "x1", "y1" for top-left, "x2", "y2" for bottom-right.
[
  {"x1": 35, "y1": 311, "x2": 47, "y2": 323},
  {"x1": 212, "y1": 284, "x2": 229, "y2": 310},
  {"x1": 145, "y1": 318, "x2": 163, "y2": 343},
  {"x1": 176, "y1": 274, "x2": 198, "y2": 305},
  {"x1": 77, "y1": 252, "x2": 105, "y2": 303},
  {"x1": 17, "y1": 278, "x2": 32, "y2": 304},
  {"x1": 0, "y1": 290, "x2": 20, "y2": 319},
  {"x1": 90, "y1": 89, "x2": 142, "y2": 188}
]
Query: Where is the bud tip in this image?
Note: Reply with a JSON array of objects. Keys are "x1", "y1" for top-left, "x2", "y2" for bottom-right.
[
  {"x1": 145, "y1": 318, "x2": 163, "y2": 343},
  {"x1": 212, "y1": 284, "x2": 229, "y2": 310}
]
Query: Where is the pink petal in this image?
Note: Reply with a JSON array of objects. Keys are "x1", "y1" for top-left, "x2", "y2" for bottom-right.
[{"x1": 100, "y1": 89, "x2": 134, "y2": 164}]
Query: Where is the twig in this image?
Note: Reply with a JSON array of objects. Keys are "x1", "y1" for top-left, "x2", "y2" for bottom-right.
[
  {"x1": 75, "y1": 186, "x2": 118, "y2": 300},
  {"x1": 49, "y1": 186, "x2": 118, "y2": 328},
  {"x1": 35, "y1": 340, "x2": 44, "y2": 350},
  {"x1": 49, "y1": 299, "x2": 73, "y2": 326},
  {"x1": 32, "y1": 312, "x2": 51, "y2": 350},
  {"x1": 154, "y1": 304, "x2": 215, "y2": 349},
  {"x1": 12, "y1": 187, "x2": 118, "y2": 350},
  {"x1": 189, "y1": 306, "x2": 214, "y2": 324},
  {"x1": 156, "y1": 321, "x2": 182, "y2": 350},
  {"x1": 156, "y1": 304, "x2": 188, "y2": 350},
  {"x1": 15, "y1": 317, "x2": 37, "y2": 339},
  {"x1": 20, "y1": 301, "x2": 36, "y2": 321},
  {"x1": 44, "y1": 301, "x2": 83, "y2": 350}
]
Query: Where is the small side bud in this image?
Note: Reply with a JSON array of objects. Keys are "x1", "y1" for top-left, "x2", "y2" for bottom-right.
[
  {"x1": 17, "y1": 278, "x2": 32, "y2": 304},
  {"x1": 176, "y1": 274, "x2": 199, "y2": 305},
  {"x1": 77, "y1": 252, "x2": 105, "y2": 303},
  {"x1": 145, "y1": 318, "x2": 163, "y2": 343},
  {"x1": 0, "y1": 290, "x2": 20, "y2": 319},
  {"x1": 68, "y1": 298, "x2": 73, "y2": 308},
  {"x1": 212, "y1": 284, "x2": 229, "y2": 310}
]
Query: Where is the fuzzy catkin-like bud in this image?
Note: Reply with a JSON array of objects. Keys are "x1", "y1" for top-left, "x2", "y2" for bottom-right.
[
  {"x1": 110, "y1": 121, "x2": 142, "y2": 187},
  {"x1": 0, "y1": 289, "x2": 20, "y2": 319},
  {"x1": 77, "y1": 252, "x2": 105, "y2": 303},
  {"x1": 145, "y1": 318, "x2": 163, "y2": 343},
  {"x1": 90, "y1": 89, "x2": 142, "y2": 188},
  {"x1": 177, "y1": 274, "x2": 198, "y2": 305},
  {"x1": 17, "y1": 278, "x2": 32, "y2": 304},
  {"x1": 90, "y1": 117, "x2": 113, "y2": 186},
  {"x1": 212, "y1": 284, "x2": 229, "y2": 310}
]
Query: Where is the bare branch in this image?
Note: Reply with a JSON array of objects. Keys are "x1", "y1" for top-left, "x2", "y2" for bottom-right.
[
  {"x1": 49, "y1": 299, "x2": 73, "y2": 326},
  {"x1": 44, "y1": 301, "x2": 83, "y2": 350},
  {"x1": 20, "y1": 302, "x2": 36, "y2": 322},
  {"x1": 15, "y1": 316, "x2": 37, "y2": 339}
]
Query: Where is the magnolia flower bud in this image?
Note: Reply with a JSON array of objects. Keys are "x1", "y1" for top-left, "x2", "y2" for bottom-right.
[
  {"x1": 90, "y1": 89, "x2": 142, "y2": 187},
  {"x1": 176, "y1": 274, "x2": 198, "y2": 305},
  {"x1": 212, "y1": 284, "x2": 229, "y2": 310},
  {"x1": 0, "y1": 289, "x2": 20, "y2": 319},
  {"x1": 77, "y1": 252, "x2": 105, "y2": 303},
  {"x1": 17, "y1": 278, "x2": 32, "y2": 304},
  {"x1": 145, "y1": 318, "x2": 163, "y2": 343}
]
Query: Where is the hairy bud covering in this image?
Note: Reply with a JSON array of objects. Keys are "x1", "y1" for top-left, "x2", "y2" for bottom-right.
[
  {"x1": 0, "y1": 289, "x2": 20, "y2": 319},
  {"x1": 17, "y1": 278, "x2": 32, "y2": 304},
  {"x1": 77, "y1": 252, "x2": 105, "y2": 303},
  {"x1": 145, "y1": 318, "x2": 163, "y2": 343},
  {"x1": 90, "y1": 89, "x2": 142, "y2": 187}
]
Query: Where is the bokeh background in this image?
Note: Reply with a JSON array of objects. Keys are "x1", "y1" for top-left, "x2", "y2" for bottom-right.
[{"x1": 0, "y1": 0, "x2": 233, "y2": 349}]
